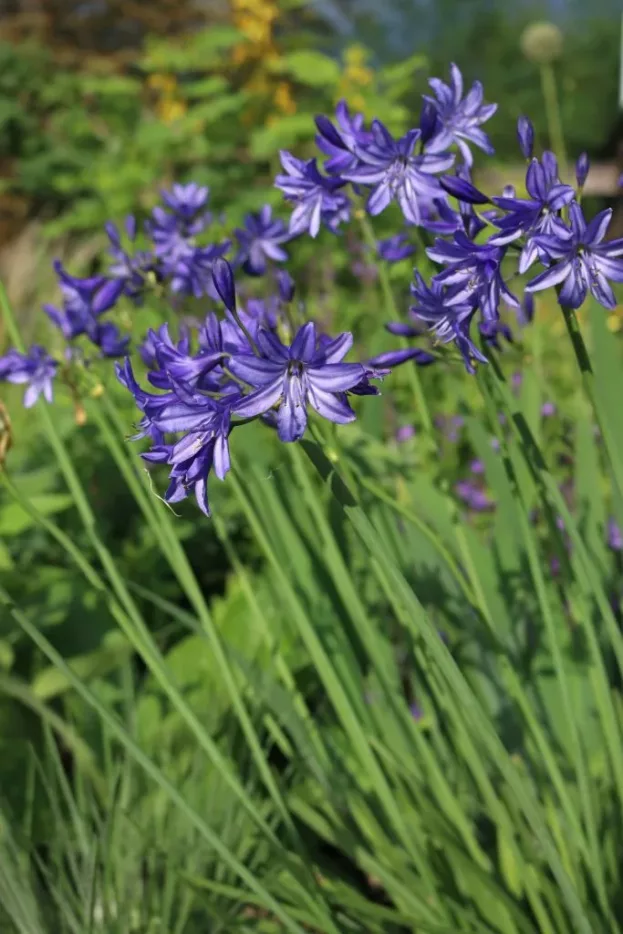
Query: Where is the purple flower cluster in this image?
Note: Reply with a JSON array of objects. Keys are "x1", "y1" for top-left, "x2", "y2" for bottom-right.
[
  {"x1": 275, "y1": 64, "x2": 496, "y2": 241},
  {"x1": 0, "y1": 184, "x2": 297, "y2": 413},
  {"x1": 116, "y1": 259, "x2": 379, "y2": 515}
]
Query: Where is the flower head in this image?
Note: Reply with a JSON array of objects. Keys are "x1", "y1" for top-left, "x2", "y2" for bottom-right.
[
  {"x1": 490, "y1": 152, "x2": 574, "y2": 271},
  {"x1": 342, "y1": 120, "x2": 454, "y2": 225},
  {"x1": 230, "y1": 322, "x2": 366, "y2": 442},
  {"x1": 234, "y1": 205, "x2": 290, "y2": 276},
  {"x1": 44, "y1": 261, "x2": 124, "y2": 340},
  {"x1": 526, "y1": 203, "x2": 623, "y2": 310},
  {"x1": 105, "y1": 216, "x2": 160, "y2": 303},
  {"x1": 424, "y1": 63, "x2": 497, "y2": 167},
  {"x1": 427, "y1": 231, "x2": 518, "y2": 326},
  {"x1": 377, "y1": 233, "x2": 415, "y2": 263},
  {"x1": 275, "y1": 152, "x2": 351, "y2": 237},
  {"x1": 315, "y1": 100, "x2": 372, "y2": 175},
  {"x1": 0, "y1": 345, "x2": 58, "y2": 407},
  {"x1": 409, "y1": 271, "x2": 486, "y2": 373}
]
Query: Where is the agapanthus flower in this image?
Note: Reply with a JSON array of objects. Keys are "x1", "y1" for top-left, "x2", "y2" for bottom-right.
[
  {"x1": 608, "y1": 518, "x2": 623, "y2": 551},
  {"x1": 424, "y1": 63, "x2": 497, "y2": 167},
  {"x1": 44, "y1": 261, "x2": 124, "y2": 340},
  {"x1": 490, "y1": 152, "x2": 574, "y2": 271},
  {"x1": 106, "y1": 216, "x2": 160, "y2": 303},
  {"x1": 159, "y1": 183, "x2": 212, "y2": 230},
  {"x1": 455, "y1": 479, "x2": 495, "y2": 511},
  {"x1": 143, "y1": 323, "x2": 223, "y2": 390},
  {"x1": 526, "y1": 203, "x2": 623, "y2": 310},
  {"x1": 377, "y1": 233, "x2": 415, "y2": 263},
  {"x1": 341, "y1": 120, "x2": 454, "y2": 225},
  {"x1": 315, "y1": 100, "x2": 372, "y2": 175},
  {"x1": 0, "y1": 345, "x2": 58, "y2": 407},
  {"x1": 408, "y1": 271, "x2": 487, "y2": 373},
  {"x1": 230, "y1": 322, "x2": 366, "y2": 442},
  {"x1": 146, "y1": 184, "x2": 230, "y2": 297},
  {"x1": 427, "y1": 231, "x2": 518, "y2": 326},
  {"x1": 234, "y1": 206, "x2": 290, "y2": 276},
  {"x1": 116, "y1": 357, "x2": 237, "y2": 516},
  {"x1": 275, "y1": 153, "x2": 351, "y2": 237},
  {"x1": 90, "y1": 321, "x2": 130, "y2": 358}
]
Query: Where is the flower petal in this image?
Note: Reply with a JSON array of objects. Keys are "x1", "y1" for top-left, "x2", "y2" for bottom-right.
[
  {"x1": 228, "y1": 354, "x2": 284, "y2": 386},
  {"x1": 306, "y1": 363, "x2": 364, "y2": 391},
  {"x1": 307, "y1": 386, "x2": 356, "y2": 424},
  {"x1": 277, "y1": 374, "x2": 308, "y2": 442},
  {"x1": 234, "y1": 377, "x2": 283, "y2": 418}
]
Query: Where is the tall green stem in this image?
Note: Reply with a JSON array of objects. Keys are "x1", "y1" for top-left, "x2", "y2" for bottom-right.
[
  {"x1": 540, "y1": 64, "x2": 567, "y2": 173},
  {"x1": 357, "y1": 213, "x2": 433, "y2": 434}
]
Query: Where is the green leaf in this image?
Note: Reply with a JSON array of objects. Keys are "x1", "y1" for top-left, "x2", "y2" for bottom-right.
[
  {"x1": 0, "y1": 494, "x2": 73, "y2": 536},
  {"x1": 250, "y1": 114, "x2": 315, "y2": 159},
  {"x1": 273, "y1": 50, "x2": 340, "y2": 88}
]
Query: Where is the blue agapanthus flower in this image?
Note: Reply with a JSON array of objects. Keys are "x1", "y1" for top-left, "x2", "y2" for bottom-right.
[
  {"x1": 275, "y1": 152, "x2": 351, "y2": 237},
  {"x1": 341, "y1": 120, "x2": 454, "y2": 225},
  {"x1": 230, "y1": 322, "x2": 366, "y2": 442},
  {"x1": 44, "y1": 261, "x2": 124, "y2": 340},
  {"x1": 424, "y1": 63, "x2": 497, "y2": 167},
  {"x1": 490, "y1": 151, "x2": 575, "y2": 272},
  {"x1": 0, "y1": 345, "x2": 58, "y2": 407},
  {"x1": 315, "y1": 100, "x2": 373, "y2": 175},
  {"x1": 106, "y1": 216, "x2": 160, "y2": 303},
  {"x1": 427, "y1": 230, "x2": 518, "y2": 327},
  {"x1": 409, "y1": 271, "x2": 487, "y2": 373},
  {"x1": 377, "y1": 233, "x2": 416, "y2": 263},
  {"x1": 526, "y1": 203, "x2": 623, "y2": 310},
  {"x1": 234, "y1": 205, "x2": 290, "y2": 276},
  {"x1": 117, "y1": 260, "x2": 380, "y2": 516},
  {"x1": 146, "y1": 184, "x2": 230, "y2": 297}
]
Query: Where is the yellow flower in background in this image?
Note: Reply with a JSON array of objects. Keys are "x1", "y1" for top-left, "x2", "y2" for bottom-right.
[
  {"x1": 337, "y1": 43, "x2": 374, "y2": 112},
  {"x1": 146, "y1": 72, "x2": 187, "y2": 124},
  {"x1": 273, "y1": 81, "x2": 296, "y2": 116}
]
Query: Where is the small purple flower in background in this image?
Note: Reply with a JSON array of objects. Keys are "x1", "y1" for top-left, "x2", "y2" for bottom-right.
[
  {"x1": 44, "y1": 261, "x2": 124, "y2": 340},
  {"x1": 526, "y1": 203, "x2": 623, "y2": 310},
  {"x1": 396, "y1": 424, "x2": 416, "y2": 443},
  {"x1": 234, "y1": 205, "x2": 290, "y2": 276},
  {"x1": 608, "y1": 518, "x2": 623, "y2": 551},
  {"x1": 470, "y1": 458, "x2": 485, "y2": 474},
  {"x1": 231, "y1": 322, "x2": 366, "y2": 442},
  {"x1": 424, "y1": 63, "x2": 497, "y2": 167},
  {"x1": 146, "y1": 184, "x2": 230, "y2": 297},
  {"x1": 90, "y1": 321, "x2": 130, "y2": 358},
  {"x1": 511, "y1": 371, "x2": 523, "y2": 393},
  {"x1": 410, "y1": 702, "x2": 424, "y2": 722},
  {"x1": 106, "y1": 216, "x2": 159, "y2": 303},
  {"x1": 341, "y1": 120, "x2": 454, "y2": 225},
  {"x1": 377, "y1": 233, "x2": 415, "y2": 263},
  {"x1": 455, "y1": 479, "x2": 495, "y2": 511},
  {"x1": 275, "y1": 152, "x2": 351, "y2": 237},
  {"x1": 0, "y1": 345, "x2": 58, "y2": 407},
  {"x1": 541, "y1": 401, "x2": 556, "y2": 417},
  {"x1": 159, "y1": 183, "x2": 212, "y2": 231}
]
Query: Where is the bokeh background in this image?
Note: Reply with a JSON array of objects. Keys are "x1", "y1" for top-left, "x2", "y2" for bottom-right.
[{"x1": 0, "y1": 0, "x2": 622, "y2": 321}]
